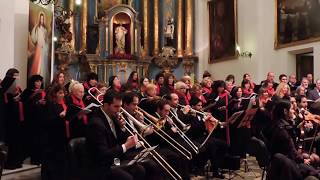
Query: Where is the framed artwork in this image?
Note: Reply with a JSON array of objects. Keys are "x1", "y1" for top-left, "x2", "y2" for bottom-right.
[
  {"x1": 275, "y1": 0, "x2": 320, "y2": 49},
  {"x1": 27, "y1": 2, "x2": 53, "y2": 86},
  {"x1": 209, "y1": 0, "x2": 238, "y2": 63}
]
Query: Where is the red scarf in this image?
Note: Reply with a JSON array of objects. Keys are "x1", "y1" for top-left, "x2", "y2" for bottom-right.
[
  {"x1": 156, "y1": 84, "x2": 161, "y2": 95},
  {"x1": 202, "y1": 87, "x2": 212, "y2": 95},
  {"x1": 58, "y1": 99, "x2": 70, "y2": 138},
  {"x1": 41, "y1": 90, "x2": 46, "y2": 100},
  {"x1": 71, "y1": 95, "x2": 88, "y2": 125}
]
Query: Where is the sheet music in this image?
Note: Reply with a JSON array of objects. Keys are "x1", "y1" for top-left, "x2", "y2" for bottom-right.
[
  {"x1": 85, "y1": 103, "x2": 101, "y2": 110},
  {"x1": 127, "y1": 145, "x2": 158, "y2": 166}
]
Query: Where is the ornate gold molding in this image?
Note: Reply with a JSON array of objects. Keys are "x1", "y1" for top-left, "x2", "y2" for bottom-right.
[
  {"x1": 69, "y1": 0, "x2": 75, "y2": 51},
  {"x1": 143, "y1": 0, "x2": 149, "y2": 56},
  {"x1": 80, "y1": 0, "x2": 88, "y2": 52},
  {"x1": 177, "y1": 0, "x2": 183, "y2": 57},
  {"x1": 153, "y1": 0, "x2": 159, "y2": 55},
  {"x1": 185, "y1": 0, "x2": 193, "y2": 56}
]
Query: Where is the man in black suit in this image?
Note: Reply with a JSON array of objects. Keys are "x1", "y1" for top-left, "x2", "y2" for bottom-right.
[{"x1": 86, "y1": 91, "x2": 145, "y2": 180}]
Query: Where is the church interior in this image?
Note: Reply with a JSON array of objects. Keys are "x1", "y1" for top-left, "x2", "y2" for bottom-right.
[{"x1": 1, "y1": 0, "x2": 320, "y2": 179}]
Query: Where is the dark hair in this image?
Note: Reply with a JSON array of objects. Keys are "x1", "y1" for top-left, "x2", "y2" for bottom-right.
[
  {"x1": 241, "y1": 79, "x2": 250, "y2": 88},
  {"x1": 47, "y1": 85, "x2": 65, "y2": 102},
  {"x1": 155, "y1": 72, "x2": 165, "y2": 82},
  {"x1": 230, "y1": 86, "x2": 242, "y2": 98},
  {"x1": 203, "y1": 71, "x2": 211, "y2": 78},
  {"x1": 27, "y1": 75, "x2": 43, "y2": 89},
  {"x1": 258, "y1": 87, "x2": 268, "y2": 96},
  {"x1": 272, "y1": 100, "x2": 291, "y2": 121},
  {"x1": 189, "y1": 96, "x2": 202, "y2": 106},
  {"x1": 123, "y1": 92, "x2": 139, "y2": 105},
  {"x1": 127, "y1": 71, "x2": 138, "y2": 83},
  {"x1": 262, "y1": 80, "x2": 272, "y2": 88},
  {"x1": 295, "y1": 95, "x2": 306, "y2": 103},
  {"x1": 212, "y1": 80, "x2": 225, "y2": 94},
  {"x1": 5, "y1": 68, "x2": 19, "y2": 77},
  {"x1": 140, "y1": 77, "x2": 149, "y2": 85},
  {"x1": 164, "y1": 74, "x2": 175, "y2": 86},
  {"x1": 279, "y1": 74, "x2": 287, "y2": 81},
  {"x1": 243, "y1": 73, "x2": 249, "y2": 79},
  {"x1": 51, "y1": 71, "x2": 65, "y2": 85},
  {"x1": 108, "y1": 76, "x2": 118, "y2": 88},
  {"x1": 103, "y1": 90, "x2": 122, "y2": 104},
  {"x1": 225, "y1": 74, "x2": 235, "y2": 84},
  {"x1": 157, "y1": 99, "x2": 170, "y2": 111},
  {"x1": 87, "y1": 72, "x2": 98, "y2": 82}
]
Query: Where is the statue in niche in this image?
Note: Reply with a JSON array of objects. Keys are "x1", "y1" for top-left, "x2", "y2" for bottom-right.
[
  {"x1": 164, "y1": 17, "x2": 174, "y2": 46},
  {"x1": 115, "y1": 24, "x2": 127, "y2": 54}
]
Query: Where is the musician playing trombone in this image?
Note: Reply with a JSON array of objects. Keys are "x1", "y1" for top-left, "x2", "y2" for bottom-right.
[
  {"x1": 123, "y1": 92, "x2": 190, "y2": 179},
  {"x1": 166, "y1": 93, "x2": 227, "y2": 178},
  {"x1": 86, "y1": 91, "x2": 162, "y2": 180}
]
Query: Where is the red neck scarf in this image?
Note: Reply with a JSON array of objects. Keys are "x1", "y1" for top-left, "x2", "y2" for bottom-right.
[
  {"x1": 71, "y1": 94, "x2": 88, "y2": 125},
  {"x1": 58, "y1": 99, "x2": 70, "y2": 138},
  {"x1": 202, "y1": 87, "x2": 212, "y2": 95}
]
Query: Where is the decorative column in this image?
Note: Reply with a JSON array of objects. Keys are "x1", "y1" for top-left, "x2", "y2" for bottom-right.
[
  {"x1": 143, "y1": 0, "x2": 149, "y2": 56},
  {"x1": 177, "y1": 0, "x2": 183, "y2": 57},
  {"x1": 68, "y1": 0, "x2": 75, "y2": 51},
  {"x1": 80, "y1": 0, "x2": 88, "y2": 52},
  {"x1": 153, "y1": 0, "x2": 159, "y2": 55},
  {"x1": 185, "y1": 0, "x2": 193, "y2": 56}
]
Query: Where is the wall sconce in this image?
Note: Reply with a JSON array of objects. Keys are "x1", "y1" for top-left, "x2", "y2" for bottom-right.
[{"x1": 236, "y1": 45, "x2": 253, "y2": 58}]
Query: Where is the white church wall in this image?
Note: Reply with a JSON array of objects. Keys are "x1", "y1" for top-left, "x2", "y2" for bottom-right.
[
  {"x1": 195, "y1": 0, "x2": 320, "y2": 85},
  {"x1": 0, "y1": 0, "x2": 15, "y2": 79},
  {"x1": 14, "y1": 0, "x2": 29, "y2": 88}
]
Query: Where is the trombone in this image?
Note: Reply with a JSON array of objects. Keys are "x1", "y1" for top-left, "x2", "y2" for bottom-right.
[
  {"x1": 136, "y1": 107, "x2": 193, "y2": 160},
  {"x1": 167, "y1": 111, "x2": 199, "y2": 154},
  {"x1": 88, "y1": 87, "x2": 104, "y2": 106},
  {"x1": 120, "y1": 108, "x2": 182, "y2": 180}
]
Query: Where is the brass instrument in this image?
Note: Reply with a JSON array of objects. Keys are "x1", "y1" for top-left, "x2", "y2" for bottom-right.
[
  {"x1": 137, "y1": 107, "x2": 166, "y2": 129},
  {"x1": 136, "y1": 107, "x2": 193, "y2": 160},
  {"x1": 88, "y1": 87, "x2": 104, "y2": 106},
  {"x1": 119, "y1": 108, "x2": 182, "y2": 180},
  {"x1": 166, "y1": 112, "x2": 199, "y2": 154},
  {"x1": 177, "y1": 103, "x2": 220, "y2": 132},
  {"x1": 124, "y1": 108, "x2": 154, "y2": 137}
]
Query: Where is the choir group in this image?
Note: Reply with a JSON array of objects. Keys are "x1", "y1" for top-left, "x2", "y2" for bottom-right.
[{"x1": 1, "y1": 68, "x2": 320, "y2": 180}]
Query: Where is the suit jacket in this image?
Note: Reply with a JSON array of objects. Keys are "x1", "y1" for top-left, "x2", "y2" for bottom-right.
[
  {"x1": 307, "y1": 88, "x2": 320, "y2": 101},
  {"x1": 86, "y1": 108, "x2": 129, "y2": 169}
]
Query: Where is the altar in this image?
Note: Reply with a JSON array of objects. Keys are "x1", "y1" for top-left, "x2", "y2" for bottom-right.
[{"x1": 54, "y1": 1, "x2": 198, "y2": 83}]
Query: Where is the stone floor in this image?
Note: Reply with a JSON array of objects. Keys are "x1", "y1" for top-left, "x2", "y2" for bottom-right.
[{"x1": 1, "y1": 156, "x2": 264, "y2": 180}]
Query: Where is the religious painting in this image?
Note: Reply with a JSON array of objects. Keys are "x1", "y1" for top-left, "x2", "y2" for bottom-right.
[
  {"x1": 27, "y1": 2, "x2": 53, "y2": 86},
  {"x1": 275, "y1": 0, "x2": 320, "y2": 49},
  {"x1": 209, "y1": 0, "x2": 238, "y2": 63}
]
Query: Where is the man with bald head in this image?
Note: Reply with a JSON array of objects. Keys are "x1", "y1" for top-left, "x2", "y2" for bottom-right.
[{"x1": 261, "y1": 72, "x2": 278, "y2": 90}]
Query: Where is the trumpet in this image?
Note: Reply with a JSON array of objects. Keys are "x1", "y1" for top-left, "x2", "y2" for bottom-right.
[
  {"x1": 177, "y1": 103, "x2": 208, "y2": 117},
  {"x1": 177, "y1": 104, "x2": 221, "y2": 133},
  {"x1": 120, "y1": 108, "x2": 182, "y2": 180},
  {"x1": 137, "y1": 106, "x2": 193, "y2": 160}
]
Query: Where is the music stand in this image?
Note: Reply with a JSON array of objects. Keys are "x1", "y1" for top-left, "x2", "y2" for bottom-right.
[
  {"x1": 127, "y1": 145, "x2": 158, "y2": 165},
  {"x1": 236, "y1": 108, "x2": 259, "y2": 178}
]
